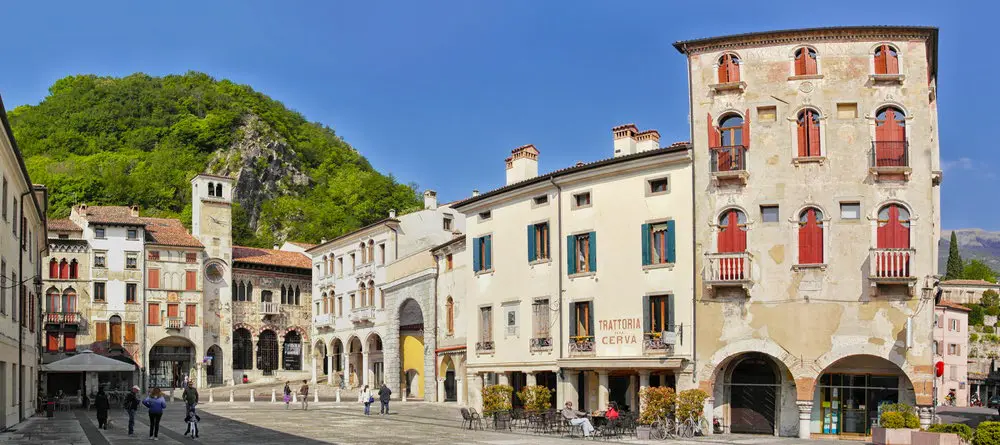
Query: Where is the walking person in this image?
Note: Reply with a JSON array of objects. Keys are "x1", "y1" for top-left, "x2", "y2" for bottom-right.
[
  {"x1": 143, "y1": 387, "x2": 167, "y2": 441},
  {"x1": 95, "y1": 388, "x2": 110, "y2": 430},
  {"x1": 378, "y1": 383, "x2": 391, "y2": 415},
  {"x1": 124, "y1": 386, "x2": 141, "y2": 436},
  {"x1": 299, "y1": 380, "x2": 310, "y2": 411},
  {"x1": 283, "y1": 382, "x2": 292, "y2": 409},
  {"x1": 359, "y1": 385, "x2": 374, "y2": 416},
  {"x1": 182, "y1": 381, "x2": 199, "y2": 411},
  {"x1": 183, "y1": 405, "x2": 201, "y2": 439}
]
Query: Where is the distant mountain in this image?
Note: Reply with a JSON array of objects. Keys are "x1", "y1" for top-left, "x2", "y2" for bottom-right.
[{"x1": 939, "y1": 229, "x2": 1000, "y2": 275}]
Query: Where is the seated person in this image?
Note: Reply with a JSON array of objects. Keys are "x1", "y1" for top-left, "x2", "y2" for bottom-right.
[
  {"x1": 561, "y1": 401, "x2": 595, "y2": 437},
  {"x1": 605, "y1": 402, "x2": 620, "y2": 420}
]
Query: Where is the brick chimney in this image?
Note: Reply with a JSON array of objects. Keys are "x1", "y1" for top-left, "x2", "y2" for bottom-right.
[
  {"x1": 472, "y1": 189, "x2": 479, "y2": 197},
  {"x1": 635, "y1": 130, "x2": 660, "y2": 153},
  {"x1": 505, "y1": 144, "x2": 539, "y2": 185},
  {"x1": 612, "y1": 124, "x2": 638, "y2": 157},
  {"x1": 424, "y1": 190, "x2": 438, "y2": 210},
  {"x1": 130, "y1": 204, "x2": 140, "y2": 217}
]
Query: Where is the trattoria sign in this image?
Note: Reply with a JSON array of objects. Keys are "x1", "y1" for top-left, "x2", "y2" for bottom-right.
[{"x1": 598, "y1": 318, "x2": 642, "y2": 345}]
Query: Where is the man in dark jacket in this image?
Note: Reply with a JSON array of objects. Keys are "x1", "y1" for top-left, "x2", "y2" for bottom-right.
[
  {"x1": 378, "y1": 384, "x2": 392, "y2": 415},
  {"x1": 95, "y1": 389, "x2": 110, "y2": 430},
  {"x1": 124, "y1": 386, "x2": 141, "y2": 436},
  {"x1": 182, "y1": 381, "x2": 199, "y2": 410}
]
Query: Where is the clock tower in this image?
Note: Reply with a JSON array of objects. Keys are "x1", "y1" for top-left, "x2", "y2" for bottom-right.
[{"x1": 191, "y1": 174, "x2": 235, "y2": 385}]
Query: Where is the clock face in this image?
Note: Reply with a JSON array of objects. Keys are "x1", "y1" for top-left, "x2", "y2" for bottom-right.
[{"x1": 206, "y1": 263, "x2": 225, "y2": 283}]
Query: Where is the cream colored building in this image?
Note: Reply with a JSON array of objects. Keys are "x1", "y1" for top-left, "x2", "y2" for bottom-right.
[
  {"x1": 0, "y1": 96, "x2": 47, "y2": 428},
  {"x1": 453, "y1": 131, "x2": 694, "y2": 414},
  {"x1": 933, "y1": 302, "x2": 969, "y2": 407},
  {"x1": 432, "y1": 236, "x2": 467, "y2": 404},
  {"x1": 675, "y1": 26, "x2": 941, "y2": 438},
  {"x1": 939, "y1": 279, "x2": 1000, "y2": 304}
]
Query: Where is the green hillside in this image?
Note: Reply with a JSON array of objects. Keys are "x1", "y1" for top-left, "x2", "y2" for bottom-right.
[{"x1": 8, "y1": 72, "x2": 421, "y2": 247}]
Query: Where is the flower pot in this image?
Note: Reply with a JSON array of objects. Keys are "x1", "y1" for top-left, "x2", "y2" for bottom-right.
[
  {"x1": 636, "y1": 425, "x2": 652, "y2": 440},
  {"x1": 872, "y1": 427, "x2": 916, "y2": 445},
  {"x1": 912, "y1": 431, "x2": 963, "y2": 445}
]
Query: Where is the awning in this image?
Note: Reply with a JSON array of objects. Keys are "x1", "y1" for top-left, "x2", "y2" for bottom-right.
[{"x1": 42, "y1": 350, "x2": 136, "y2": 372}]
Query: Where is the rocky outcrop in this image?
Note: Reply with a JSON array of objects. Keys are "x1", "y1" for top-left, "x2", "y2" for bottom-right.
[{"x1": 206, "y1": 114, "x2": 310, "y2": 231}]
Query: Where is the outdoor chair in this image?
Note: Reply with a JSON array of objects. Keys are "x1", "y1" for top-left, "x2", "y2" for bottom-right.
[
  {"x1": 460, "y1": 408, "x2": 483, "y2": 430},
  {"x1": 564, "y1": 418, "x2": 585, "y2": 438},
  {"x1": 511, "y1": 409, "x2": 528, "y2": 430},
  {"x1": 469, "y1": 408, "x2": 485, "y2": 430},
  {"x1": 494, "y1": 411, "x2": 513, "y2": 431}
]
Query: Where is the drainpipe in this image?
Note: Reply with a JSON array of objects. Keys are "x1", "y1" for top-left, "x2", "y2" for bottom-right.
[
  {"x1": 548, "y1": 178, "x2": 564, "y2": 386},
  {"x1": 684, "y1": 50, "x2": 699, "y2": 387}
]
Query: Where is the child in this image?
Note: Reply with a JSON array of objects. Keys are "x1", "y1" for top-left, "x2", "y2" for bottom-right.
[
  {"x1": 283, "y1": 382, "x2": 292, "y2": 409},
  {"x1": 183, "y1": 404, "x2": 201, "y2": 439}
]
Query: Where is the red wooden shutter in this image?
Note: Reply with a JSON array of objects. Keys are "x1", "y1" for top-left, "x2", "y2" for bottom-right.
[
  {"x1": 60, "y1": 261, "x2": 69, "y2": 279},
  {"x1": 148, "y1": 269, "x2": 160, "y2": 289},
  {"x1": 875, "y1": 45, "x2": 888, "y2": 75},
  {"x1": 64, "y1": 333, "x2": 76, "y2": 352},
  {"x1": 795, "y1": 50, "x2": 806, "y2": 75},
  {"x1": 125, "y1": 323, "x2": 136, "y2": 343},
  {"x1": 47, "y1": 333, "x2": 59, "y2": 352},
  {"x1": 797, "y1": 114, "x2": 808, "y2": 157},
  {"x1": 798, "y1": 209, "x2": 823, "y2": 264},
  {"x1": 877, "y1": 205, "x2": 911, "y2": 249},
  {"x1": 807, "y1": 111, "x2": 821, "y2": 156},
  {"x1": 96, "y1": 322, "x2": 108, "y2": 342},
  {"x1": 804, "y1": 49, "x2": 817, "y2": 74},
  {"x1": 148, "y1": 303, "x2": 160, "y2": 325},
  {"x1": 167, "y1": 303, "x2": 179, "y2": 318},
  {"x1": 718, "y1": 55, "x2": 728, "y2": 83},
  {"x1": 185, "y1": 271, "x2": 196, "y2": 291},
  {"x1": 718, "y1": 210, "x2": 747, "y2": 253},
  {"x1": 707, "y1": 113, "x2": 720, "y2": 148},
  {"x1": 886, "y1": 46, "x2": 899, "y2": 74},
  {"x1": 186, "y1": 304, "x2": 196, "y2": 325},
  {"x1": 729, "y1": 56, "x2": 740, "y2": 82},
  {"x1": 741, "y1": 109, "x2": 751, "y2": 148},
  {"x1": 49, "y1": 260, "x2": 58, "y2": 279}
]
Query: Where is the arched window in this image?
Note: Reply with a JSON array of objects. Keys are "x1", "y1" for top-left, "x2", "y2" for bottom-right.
[
  {"x1": 247, "y1": 281, "x2": 254, "y2": 302},
  {"x1": 717, "y1": 209, "x2": 748, "y2": 253},
  {"x1": 357, "y1": 283, "x2": 366, "y2": 307},
  {"x1": 877, "y1": 204, "x2": 911, "y2": 249},
  {"x1": 231, "y1": 283, "x2": 237, "y2": 301},
  {"x1": 62, "y1": 288, "x2": 77, "y2": 313},
  {"x1": 237, "y1": 281, "x2": 245, "y2": 301},
  {"x1": 208, "y1": 182, "x2": 215, "y2": 197},
  {"x1": 718, "y1": 53, "x2": 740, "y2": 83},
  {"x1": 367, "y1": 280, "x2": 375, "y2": 307},
  {"x1": 215, "y1": 183, "x2": 223, "y2": 197},
  {"x1": 794, "y1": 47, "x2": 817, "y2": 75},
  {"x1": 359, "y1": 243, "x2": 366, "y2": 264},
  {"x1": 59, "y1": 259, "x2": 69, "y2": 279},
  {"x1": 798, "y1": 208, "x2": 824, "y2": 265},
  {"x1": 874, "y1": 107, "x2": 907, "y2": 167},
  {"x1": 46, "y1": 288, "x2": 60, "y2": 313},
  {"x1": 295, "y1": 286, "x2": 301, "y2": 305},
  {"x1": 796, "y1": 109, "x2": 821, "y2": 157},
  {"x1": 49, "y1": 259, "x2": 58, "y2": 279},
  {"x1": 446, "y1": 297, "x2": 454, "y2": 335},
  {"x1": 233, "y1": 328, "x2": 253, "y2": 369},
  {"x1": 280, "y1": 285, "x2": 287, "y2": 305},
  {"x1": 708, "y1": 113, "x2": 750, "y2": 173},
  {"x1": 719, "y1": 115, "x2": 744, "y2": 147},
  {"x1": 874, "y1": 44, "x2": 899, "y2": 75},
  {"x1": 70, "y1": 259, "x2": 78, "y2": 279},
  {"x1": 109, "y1": 315, "x2": 122, "y2": 347},
  {"x1": 321, "y1": 255, "x2": 328, "y2": 276},
  {"x1": 367, "y1": 240, "x2": 375, "y2": 264}
]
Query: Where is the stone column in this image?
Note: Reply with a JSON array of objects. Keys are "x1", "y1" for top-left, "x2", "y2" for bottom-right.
[
  {"x1": 626, "y1": 374, "x2": 637, "y2": 411},
  {"x1": 796, "y1": 400, "x2": 813, "y2": 439},
  {"x1": 457, "y1": 378, "x2": 465, "y2": 405},
  {"x1": 251, "y1": 340, "x2": 258, "y2": 374},
  {"x1": 704, "y1": 397, "x2": 715, "y2": 436},
  {"x1": 526, "y1": 372, "x2": 536, "y2": 387},
  {"x1": 561, "y1": 371, "x2": 580, "y2": 408},
  {"x1": 437, "y1": 378, "x2": 446, "y2": 403},
  {"x1": 497, "y1": 372, "x2": 509, "y2": 386},
  {"x1": 598, "y1": 371, "x2": 610, "y2": 411},
  {"x1": 919, "y1": 406, "x2": 933, "y2": 430},
  {"x1": 362, "y1": 351, "x2": 370, "y2": 387},
  {"x1": 311, "y1": 353, "x2": 317, "y2": 384},
  {"x1": 638, "y1": 371, "x2": 651, "y2": 412},
  {"x1": 327, "y1": 355, "x2": 335, "y2": 385},
  {"x1": 196, "y1": 363, "x2": 203, "y2": 388}
]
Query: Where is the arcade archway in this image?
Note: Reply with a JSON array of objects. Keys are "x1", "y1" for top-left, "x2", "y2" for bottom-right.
[{"x1": 399, "y1": 298, "x2": 425, "y2": 399}]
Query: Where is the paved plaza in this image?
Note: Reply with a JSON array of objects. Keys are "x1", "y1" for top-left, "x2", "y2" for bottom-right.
[{"x1": 0, "y1": 402, "x2": 864, "y2": 445}]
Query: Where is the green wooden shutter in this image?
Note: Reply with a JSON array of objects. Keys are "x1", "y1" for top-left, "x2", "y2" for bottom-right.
[
  {"x1": 587, "y1": 302, "x2": 595, "y2": 338},
  {"x1": 588, "y1": 231, "x2": 597, "y2": 272},
  {"x1": 666, "y1": 220, "x2": 676, "y2": 263},
  {"x1": 483, "y1": 235, "x2": 493, "y2": 270},
  {"x1": 667, "y1": 294, "x2": 675, "y2": 332},
  {"x1": 641, "y1": 224, "x2": 651, "y2": 266},
  {"x1": 567, "y1": 235, "x2": 576, "y2": 275},
  {"x1": 569, "y1": 303, "x2": 577, "y2": 338},
  {"x1": 472, "y1": 237, "x2": 481, "y2": 272},
  {"x1": 527, "y1": 224, "x2": 536, "y2": 262},
  {"x1": 642, "y1": 295, "x2": 650, "y2": 334}
]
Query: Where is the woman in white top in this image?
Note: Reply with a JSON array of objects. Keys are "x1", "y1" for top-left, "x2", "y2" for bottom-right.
[{"x1": 358, "y1": 385, "x2": 374, "y2": 416}]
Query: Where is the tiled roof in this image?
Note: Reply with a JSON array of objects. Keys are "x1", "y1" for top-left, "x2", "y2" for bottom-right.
[
  {"x1": 141, "y1": 218, "x2": 203, "y2": 248},
  {"x1": 233, "y1": 246, "x2": 311, "y2": 269},
  {"x1": 287, "y1": 241, "x2": 317, "y2": 249},
  {"x1": 453, "y1": 142, "x2": 690, "y2": 210},
  {"x1": 937, "y1": 301, "x2": 972, "y2": 312},
  {"x1": 78, "y1": 206, "x2": 146, "y2": 225},
  {"x1": 305, "y1": 218, "x2": 400, "y2": 253},
  {"x1": 47, "y1": 218, "x2": 82, "y2": 232},
  {"x1": 941, "y1": 279, "x2": 998, "y2": 286}
]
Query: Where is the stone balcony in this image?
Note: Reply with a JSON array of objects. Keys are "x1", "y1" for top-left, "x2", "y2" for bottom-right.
[
  {"x1": 869, "y1": 248, "x2": 918, "y2": 289},
  {"x1": 704, "y1": 252, "x2": 753, "y2": 289},
  {"x1": 349, "y1": 307, "x2": 376, "y2": 324},
  {"x1": 261, "y1": 301, "x2": 280, "y2": 315}
]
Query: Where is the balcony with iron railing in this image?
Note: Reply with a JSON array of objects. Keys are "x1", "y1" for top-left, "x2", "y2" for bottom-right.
[
  {"x1": 475, "y1": 341, "x2": 495, "y2": 354},
  {"x1": 568, "y1": 335, "x2": 595, "y2": 357},
  {"x1": 529, "y1": 336, "x2": 552, "y2": 352},
  {"x1": 704, "y1": 252, "x2": 753, "y2": 289},
  {"x1": 643, "y1": 326, "x2": 682, "y2": 354},
  {"x1": 869, "y1": 248, "x2": 917, "y2": 287},
  {"x1": 260, "y1": 301, "x2": 280, "y2": 315},
  {"x1": 709, "y1": 145, "x2": 749, "y2": 185},
  {"x1": 869, "y1": 140, "x2": 911, "y2": 180},
  {"x1": 45, "y1": 312, "x2": 84, "y2": 328}
]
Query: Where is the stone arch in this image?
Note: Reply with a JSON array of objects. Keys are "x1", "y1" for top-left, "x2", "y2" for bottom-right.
[
  {"x1": 707, "y1": 347, "x2": 799, "y2": 437},
  {"x1": 700, "y1": 339, "x2": 798, "y2": 383},
  {"x1": 206, "y1": 344, "x2": 223, "y2": 385}
]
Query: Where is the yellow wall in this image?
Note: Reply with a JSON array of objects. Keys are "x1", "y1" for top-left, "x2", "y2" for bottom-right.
[{"x1": 401, "y1": 334, "x2": 425, "y2": 398}]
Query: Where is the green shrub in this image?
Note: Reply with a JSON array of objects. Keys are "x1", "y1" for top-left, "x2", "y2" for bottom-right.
[
  {"x1": 974, "y1": 421, "x2": 1000, "y2": 445},
  {"x1": 881, "y1": 412, "x2": 906, "y2": 429},
  {"x1": 638, "y1": 386, "x2": 676, "y2": 425},
  {"x1": 482, "y1": 385, "x2": 512, "y2": 417},
  {"x1": 928, "y1": 423, "x2": 974, "y2": 442},
  {"x1": 880, "y1": 403, "x2": 919, "y2": 429},
  {"x1": 677, "y1": 389, "x2": 709, "y2": 422},
  {"x1": 516, "y1": 385, "x2": 552, "y2": 412},
  {"x1": 984, "y1": 326, "x2": 996, "y2": 334},
  {"x1": 969, "y1": 305, "x2": 985, "y2": 326},
  {"x1": 971, "y1": 333, "x2": 980, "y2": 342}
]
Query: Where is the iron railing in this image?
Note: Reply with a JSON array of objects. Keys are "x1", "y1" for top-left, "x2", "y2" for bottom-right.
[
  {"x1": 475, "y1": 341, "x2": 495, "y2": 353},
  {"x1": 568, "y1": 336, "x2": 595, "y2": 355},
  {"x1": 870, "y1": 140, "x2": 909, "y2": 168},
  {"x1": 529, "y1": 337, "x2": 552, "y2": 351},
  {"x1": 710, "y1": 145, "x2": 747, "y2": 173},
  {"x1": 870, "y1": 248, "x2": 915, "y2": 280}
]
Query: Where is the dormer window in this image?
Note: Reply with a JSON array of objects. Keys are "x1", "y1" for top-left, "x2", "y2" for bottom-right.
[
  {"x1": 718, "y1": 54, "x2": 740, "y2": 83},
  {"x1": 874, "y1": 44, "x2": 900, "y2": 75},
  {"x1": 794, "y1": 47, "x2": 818, "y2": 76}
]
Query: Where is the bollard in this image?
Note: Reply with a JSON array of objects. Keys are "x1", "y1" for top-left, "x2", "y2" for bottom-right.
[
  {"x1": 292, "y1": 392, "x2": 297, "y2": 403},
  {"x1": 402, "y1": 391, "x2": 407, "y2": 403},
  {"x1": 336, "y1": 388, "x2": 341, "y2": 403},
  {"x1": 209, "y1": 389, "x2": 214, "y2": 403},
  {"x1": 229, "y1": 390, "x2": 234, "y2": 403},
  {"x1": 250, "y1": 389, "x2": 255, "y2": 403},
  {"x1": 271, "y1": 389, "x2": 276, "y2": 403},
  {"x1": 314, "y1": 391, "x2": 319, "y2": 404}
]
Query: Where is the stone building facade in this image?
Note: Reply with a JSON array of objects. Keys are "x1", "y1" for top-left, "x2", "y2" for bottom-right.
[
  {"x1": 432, "y1": 236, "x2": 467, "y2": 404},
  {"x1": 42, "y1": 219, "x2": 90, "y2": 366},
  {"x1": 674, "y1": 26, "x2": 941, "y2": 437},
  {"x1": 933, "y1": 301, "x2": 970, "y2": 407},
  {"x1": 939, "y1": 279, "x2": 1000, "y2": 305}
]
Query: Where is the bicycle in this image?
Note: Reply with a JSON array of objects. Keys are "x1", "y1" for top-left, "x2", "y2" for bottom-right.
[
  {"x1": 678, "y1": 414, "x2": 708, "y2": 438},
  {"x1": 649, "y1": 416, "x2": 677, "y2": 440}
]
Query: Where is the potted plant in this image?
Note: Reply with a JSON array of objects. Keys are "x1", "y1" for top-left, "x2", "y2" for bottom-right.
[
  {"x1": 872, "y1": 403, "x2": 920, "y2": 445},
  {"x1": 914, "y1": 423, "x2": 973, "y2": 445},
  {"x1": 482, "y1": 384, "x2": 513, "y2": 417},
  {"x1": 637, "y1": 387, "x2": 676, "y2": 440},
  {"x1": 516, "y1": 385, "x2": 552, "y2": 412},
  {"x1": 677, "y1": 389, "x2": 709, "y2": 435}
]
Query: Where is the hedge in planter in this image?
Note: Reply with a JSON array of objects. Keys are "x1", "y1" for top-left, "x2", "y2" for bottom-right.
[
  {"x1": 928, "y1": 423, "x2": 974, "y2": 443},
  {"x1": 482, "y1": 384, "x2": 513, "y2": 417},
  {"x1": 975, "y1": 421, "x2": 1000, "y2": 445},
  {"x1": 677, "y1": 389, "x2": 709, "y2": 422},
  {"x1": 516, "y1": 385, "x2": 552, "y2": 412},
  {"x1": 639, "y1": 386, "x2": 677, "y2": 425},
  {"x1": 880, "y1": 403, "x2": 920, "y2": 429}
]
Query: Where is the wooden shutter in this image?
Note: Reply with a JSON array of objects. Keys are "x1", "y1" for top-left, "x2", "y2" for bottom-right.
[
  {"x1": 186, "y1": 304, "x2": 196, "y2": 325},
  {"x1": 718, "y1": 210, "x2": 747, "y2": 253},
  {"x1": 527, "y1": 225, "x2": 536, "y2": 262},
  {"x1": 707, "y1": 113, "x2": 720, "y2": 148},
  {"x1": 47, "y1": 333, "x2": 59, "y2": 352},
  {"x1": 886, "y1": 46, "x2": 899, "y2": 74},
  {"x1": 878, "y1": 205, "x2": 910, "y2": 249},
  {"x1": 110, "y1": 322, "x2": 121, "y2": 345},
  {"x1": 185, "y1": 271, "x2": 197, "y2": 291},
  {"x1": 728, "y1": 56, "x2": 740, "y2": 82},
  {"x1": 148, "y1": 269, "x2": 160, "y2": 289},
  {"x1": 804, "y1": 49, "x2": 817, "y2": 74},
  {"x1": 741, "y1": 109, "x2": 751, "y2": 148},
  {"x1": 167, "y1": 303, "x2": 179, "y2": 318},
  {"x1": 484, "y1": 235, "x2": 492, "y2": 270},
  {"x1": 797, "y1": 114, "x2": 808, "y2": 157},
  {"x1": 667, "y1": 295, "x2": 675, "y2": 332},
  {"x1": 96, "y1": 322, "x2": 108, "y2": 342},
  {"x1": 587, "y1": 303, "x2": 594, "y2": 337},
  {"x1": 569, "y1": 303, "x2": 578, "y2": 338},
  {"x1": 568, "y1": 236, "x2": 577, "y2": 274},
  {"x1": 148, "y1": 303, "x2": 160, "y2": 325},
  {"x1": 49, "y1": 260, "x2": 58, "y2": 279},
  {"x1": 640, "y1": 224, "x2": 651, "y2": 266},
  {"x1": 64, "y1": 333, "x2": 76, "y2": 352},
  {"x1": 472, "y1": 238, "x2": 481, "y2": 272},
  {"x1": 717, "y1": 55, "x2": 727, "y2": 83},
  {"x1": 807, "y1": 111, "x2": 821, "y2": 156},
  {"x1": 666, "y1": 220, "x2": 676, "y2": 263},
  {"x1": 125, "y1": 323, "x2": 136, "y2": 343},
  {"x1": 642, "y1": 295, "x2": 650, "y2": 334},
  {"x1": 875, "y1": 44, "x2": 888, "y2": 75},
  {"x1": 799, "y1": 209, "x2": 823, "y2": 264},
  {"x1": 588, "y1": 232, "x2": 597, "y2": 272},
  {"x1": 795, "y1": 49, "x2": 806, "y2": 75}
]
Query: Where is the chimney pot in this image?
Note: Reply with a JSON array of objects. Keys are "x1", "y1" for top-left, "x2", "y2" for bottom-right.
[
  {"x1": 130, "y1": 204, "x2": 140, "y2": 217},
  {"x1": 472, "y1": 189, "x2": 480, "y2": 197},
  {"x1": 273, "y1": 244, "x2": 279, "y2": 250},
  {"x1": 505, "y1": 144, "x2": 540, "y2": 185},
  {"x1": 389, "y1": 209, "x2": 397, "y2": 218},
  {"x1": 612, "y1": 124, "x2": 639, "y2": 157},
  {"x1": 423, "y1": 190, "x2": 438, "y2": 210}
]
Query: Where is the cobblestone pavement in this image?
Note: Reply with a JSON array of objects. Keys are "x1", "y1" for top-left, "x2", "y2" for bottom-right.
[{"x1": 0, "y1": 403, "x2": 864, "y2": 445}]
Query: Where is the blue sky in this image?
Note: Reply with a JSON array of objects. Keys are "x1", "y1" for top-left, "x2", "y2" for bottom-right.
[{"x1": 0, "y1": 1, "x2": 990, "y2": 230}]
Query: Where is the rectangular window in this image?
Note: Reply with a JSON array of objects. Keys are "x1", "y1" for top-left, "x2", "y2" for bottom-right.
[
  {"x1": 445, "y1": 254, "x2": 453, "y2": 271},
  {"x1": 528, "y1": 222, "x2": 550, "y2": 262},
  {"x1": 94, "y1": 252, "x2": 106, "y2": 268},
  {"x1": 572, "y1": 301, "x2": 593, "y2": 338},
  {"x1": 337, "y1": 257, "x2": 344, "y2": 277},
  {"x1": 533, "y1": 195, "x2": 548, "y2": 206},
  {"x1": 648, "y1": 178, "x2": 670, "y2": 194},
  {"x1": 185, "y1": 270, "x2": 197, "y2": 291},
  {"x1": 125, "y1": 323, "x2": 136, "y2": 343},
  {"x1": 645, "y1": 222, "x2": 674, "y2": 265},
  {"x1": 837, "y1": 103, "x2": 858, "y2": 119},
  {"x1": 569, "y1": 232, "x2": 596, "y2": 274},
  {"x1": 840, "y1": 202, "x2": 861, "y2": 220},
  {"x1": 167, "y1": 303, "x2": 179, "y2": 319},
  {"x1": 950, "y1": 319, "x2": 959, "y2": 332},
  {"x1": 479, "y1": 306, "x2": 493, "y2": 342},
  {"x1": 1, "y1": 260, "x2": 6, "y2": 315},
  {"x1": 64, "y1": 333, "x2": 76, "y2": 352},
  {"x1": 126, "y1": 283, "x2": 137, "y2": 303},
  {"x1": 472, "y1": 235, "x2": 493, "y2": 272},
  {"x1": 127, "y1": 228, "x2": 138, "y2": 240},
  {"x1": 148, "y1": 303, "x2": 160, "y2": 325},
  {"x1": 350, "y1": 253, "x2": 356, "y2": 271},
  {"x1": 148, "y1": 250, "x2": 160, "y2": 261},
  {"x1": 479, "y1": 211, "x2": 491, "y2": 221},
  {"x1": 148, "y1": 269, "x2": 160, "y2": 289},
  {"x1": 646, "y1": 295, "x2": 674, "y2": 333},
  {"x1": 950, "y1": 365, "x2": 958, "y2": 381},
  {"x1": 126, "y1": 252, "x2": 138, "y2": 269},
  {"x1": 47, "y1": 333, "x2": 59, "y2": 352},
  {"x1": 758, "y1": 106, "x2": 777, "y2": 122},
  {"x1": 186, "y1": 252, "x2": 197, "y2": 263},
  {"x1": 94, "y1": 282, "x2": 106, "y2": 302},
  {"x1": 443, "y1": 216, "x2": 453, "y2": 231},
  {"x1": 185, "y1": 304, "x2": 197, "y2": 326},
  {"x1": 11, "y1": 198, "x2": 16, "y2": 235},
  {"x1": 338, "y1": 297, "x2": 343, "y2": 316},
  {"x1": 573, "y1": 192, "x2": 592, "y2": 209},
  {"x1": 532, "y1": 299, "x2": 550, "y2": 338},
  {"x1": 95, "y1": 227, "x2": 105, "y2": 239},
  {"x1": 95, "y1": 322, "x2": 108, "y2": 342},
  {"x1": 761, "y1": 205, "x2": 780, "y2": 223},
  {"x1": 378, "y1": 244, "x2": 386, "y2": 265}
]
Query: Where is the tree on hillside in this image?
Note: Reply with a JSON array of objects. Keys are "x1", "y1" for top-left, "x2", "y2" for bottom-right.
[
  {"x1": 963, "y1": 259, "x2": 998, "y2": 283},
  {"x1": 945, "y1": 232, "x2": 964, "y2": 280},
  {"x1": 983, "y1": 290, "x2": 1000, "y2": 308}
]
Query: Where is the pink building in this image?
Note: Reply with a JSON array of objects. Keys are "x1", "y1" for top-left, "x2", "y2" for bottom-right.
[{"x1": 934, "y1": 301, "x2": 970, "y2": 406}]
